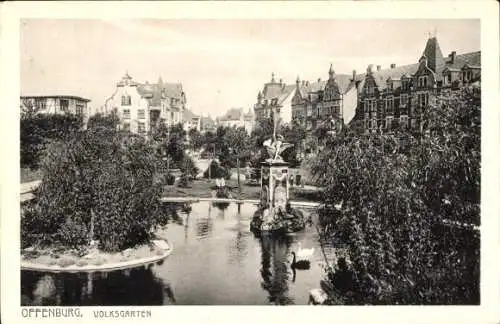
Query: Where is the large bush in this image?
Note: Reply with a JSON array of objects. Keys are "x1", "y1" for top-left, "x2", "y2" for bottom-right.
[
  {"x1": 20, "y1": 113, "x2": 83, "y2": 169},
  {"x1": 312, "y1": 87, "x2": 480, "y2": 304},
  {"x1": 21, "y1": 127, "x2": 166, "y2": 252}
]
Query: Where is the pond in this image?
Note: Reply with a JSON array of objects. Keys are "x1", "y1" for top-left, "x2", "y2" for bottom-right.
[{"x1": 21, "y1": 202, "x2": 338, "y2": 306}]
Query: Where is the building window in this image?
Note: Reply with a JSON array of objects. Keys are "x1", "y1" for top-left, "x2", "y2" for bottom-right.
[
  {"x1": 386, "y1": 116, "x2": 394, "y2": 130},
  {"x1": 138, "y1": 109, "x2": 146, "y2": 119},
  {"x1": 445, "y1": 73, "x2": 452, "y2": 84},
  {"x1": 121, "y1": 95, "x2": 131, "y2": 106},
  {"x1": 34, "y1": 98, "x2": 46, "y2": 111},
  {"x1": 402, "y1": 79, "x2": 410, "y2": 91},
  {"x1": 400, "y1": 115, "x2": 409, "y2": 129},
  {"x1": 60, "y1": 99, "x2": 69, "y2": 112},
  {"x1": 385, "y1": 96, "x2": 394, "y2": 115},
  {"x1": 138, "y1": 122, "x2": 146, "y2": 134},
  {"x1": 463, "y1": 70, "x2": 473, "y2": 82},
  {"x1": 418, "y1": 93, "x2": 429, "y2": 108},
  {"x1": 418, "y1": 76, "x2": 428, "y2": 88},
  {"x1": 76, "y1": 104, "x2": 84, "y2": 115},
  {"x1": 122, "y1": 122, "x2": 130, "y2": 132},
  {"x1": 123, "y1": 109, "x2": 131, "y2": 119},
  {"x1": 367, "y1": 85, "x2": 375, "y2": 95},
  {"x1": 400, "y1": 94, "x2": 408, "y2": 107}
]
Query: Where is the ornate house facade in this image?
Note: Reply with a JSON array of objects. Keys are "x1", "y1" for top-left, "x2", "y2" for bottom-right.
[
  {"x1": 254, "y1": 73, "x2": 296, "y2": 125},
  {"x1": 217, "y1": 108, "x2": 255, "y2": 135},
  {"x1": 356, "y1": 36, "x2": 481, "y2": 134},
  {"x1": 291, "y1": 65, "x2": 359, "y2": 134},
  {"x1": 104, "y1": 73, "x2": 187, "y2": 135}
]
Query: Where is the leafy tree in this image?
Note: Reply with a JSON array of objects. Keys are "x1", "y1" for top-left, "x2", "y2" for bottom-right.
[
  {"x1": 312, "y1": 87, "x2": 480, "y2": 304},
  {"x1": 21, "y1": 113, "x2": 83, "y2": 169},
  {"x1": 87, "y1": 111, "x2": 120, "y2": 130},
  {"x1": 187, "y1": 128, "x2": 204, "y2": 152},
  {"x1": 22, "y1": 128, "x2": 165, "y2": 252},
  {"x1": 224, "y1": 126, "x2": 251, "y2": 189}
]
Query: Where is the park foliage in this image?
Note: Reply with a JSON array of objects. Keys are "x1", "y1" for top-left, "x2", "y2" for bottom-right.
[{"x1": 311, "y1": 86, "x2": 480, "y2": 304}]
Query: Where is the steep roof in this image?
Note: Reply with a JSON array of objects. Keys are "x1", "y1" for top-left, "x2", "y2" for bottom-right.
[
  {"x1": 446, "y1": 51, "x2": 481, "y2": 69},
  {"x1": 136, "y1": 79, "x2": 184, "y2": 106},
  {"x1": 370, "y1": 63, "x2": 419, "y2": 90},
  {"x1": 421, "y1": 36, "x2": 446, "y2": 73},
  {"x1": 183, "y1": 108, "x2": 198, "y2": 121},
  {"x1": 367, "y1": 50, "x2": 480, "y2": 90},
  {"x1": 219, "y1": 107, "x2": 244, "y2": 121}
]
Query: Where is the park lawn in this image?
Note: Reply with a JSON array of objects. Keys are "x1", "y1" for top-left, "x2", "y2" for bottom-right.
[{"x1": 161, "y1": 178, "x2": 323, "y2": 202}]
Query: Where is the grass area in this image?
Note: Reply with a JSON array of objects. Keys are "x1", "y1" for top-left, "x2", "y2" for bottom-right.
[
  {"x1": 162, "y1": 178, "x2": 323, "y2": 202},
  {"x1": 21, "y1": 168, "x2": 43, "y2": 183}
]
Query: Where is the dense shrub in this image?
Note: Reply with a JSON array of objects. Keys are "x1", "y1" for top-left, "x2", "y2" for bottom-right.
[
  {"x1": 312, "y1": 87, "x2": 480, "y2": 304},
  {"x1": 20, "y1": 113, "x2": 83, "y2": 169},
  {"x1": 21, "y1": 127, "x2": 165, "y2": 252},
  {"x1": 203, "y1": 160, "x2": 231, "y2": 180}
]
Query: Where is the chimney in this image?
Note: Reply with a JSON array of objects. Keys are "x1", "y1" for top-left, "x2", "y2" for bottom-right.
[
  {"x1": 317, "y1": 78, "x2": 321, "y2": 82},
  {"x1": 377, "y1": 65, "x2": 381, "y2": 71},
  {"x1": 352, "y1": 70, "x2": 356, "y2": 80},
  {"x1": 449, "y1": 51, "x2": 456, "y2": 63},
  {"x1": 367, "y1": 64, "x2": 373, "y2": 74},
  {"x1": 390, "y1": 64, "x2": 396, "y2": 69},
  {"x1": 279, "y1": 78, "x2": 283, "y2": 85}
]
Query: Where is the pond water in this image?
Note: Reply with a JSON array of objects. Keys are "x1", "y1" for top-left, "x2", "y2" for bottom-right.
[{"x1": 21, "y1": 202, "x2": 338, "y2": 306}]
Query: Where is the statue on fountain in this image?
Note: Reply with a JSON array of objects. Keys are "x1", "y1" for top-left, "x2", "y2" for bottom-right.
[{"x1": 250, "y1": 107, "x2": 306, "y2": 236}]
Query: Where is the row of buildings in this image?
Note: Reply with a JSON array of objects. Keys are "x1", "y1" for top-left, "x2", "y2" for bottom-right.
[
  {"x1": 252, "y1": 35, "x2": 481, "y2": 135},
  {"x1": 21, "y1": 36, "x2": 480, "y2": 138}
]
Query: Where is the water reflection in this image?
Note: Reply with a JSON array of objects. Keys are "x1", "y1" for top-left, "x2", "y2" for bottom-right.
[
  {"x1": 21, "y1": 267, "x2": 172, "y2": 306},
  {"x1": 21, "y1": 202, "x2": 329, "y2": 305},
  {"x1": 259, "y1": 235, "x2": 295, "y2": 305}
]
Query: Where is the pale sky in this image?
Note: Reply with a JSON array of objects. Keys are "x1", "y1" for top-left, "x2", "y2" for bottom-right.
[{"x1": 21, "y1": 19, "x2": 480, "y2": 117}]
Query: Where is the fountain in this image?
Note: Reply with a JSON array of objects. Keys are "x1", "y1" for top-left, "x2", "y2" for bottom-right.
[{"x1": 250, "y1": 114, "x2": 306, "y2": 235}]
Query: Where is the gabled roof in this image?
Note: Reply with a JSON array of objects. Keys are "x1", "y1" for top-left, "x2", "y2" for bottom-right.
[
  {"x1": 446, "y1": 51, "x2": 481, "y2": 70},
  {"x1": 201, "y1": 116, "x2": 216, "y2": 127},
  {"x1": 370, "y1": 63, "x2": 419, "y2": 90},
  {"x1": 219, "y1": 107, "x2": 244, "y2": 121},
  {"x1": 183, "y1": 108, "x2": 198, "y2": 121},
  {"x1": 136, "y1": 79, "x2": 184, "y2": 106}
]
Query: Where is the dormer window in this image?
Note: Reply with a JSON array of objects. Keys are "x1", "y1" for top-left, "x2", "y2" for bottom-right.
[
  {"x1": 418, "y1": 76, "x2": 428, "y2": 88},
  {"x1": 462, "y1": 70, "x2": 473, "y2": 82},
  {"x1": 402, "y1": 79, "x2": 410, "y2": 91},
  {"x1": 366, "y1": 85, "x2": 375, "y2": 95}
]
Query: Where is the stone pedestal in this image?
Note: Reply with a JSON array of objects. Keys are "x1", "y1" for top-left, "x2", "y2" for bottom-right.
[{"x1": 260, "y1": 161, "x2": 289, "y2": 223}]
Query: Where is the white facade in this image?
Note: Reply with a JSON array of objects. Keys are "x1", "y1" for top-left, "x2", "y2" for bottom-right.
[{"x1": 105, "y1": 79, "x2": 151, "y2": 135}]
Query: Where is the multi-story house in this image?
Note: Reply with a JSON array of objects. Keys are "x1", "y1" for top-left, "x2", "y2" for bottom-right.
[
  {"x1": 217, "y1": 108, "x2": 255, "y2": 135},
  {"x1": 356, "y1": 36, "x2": 481, "y2": 134},
  {"x1": 183, "y1": 109, "x2": 201, "y2": 132},
  {"x1": 291, "y1": 65, "x2": 360, "y2": 134},
  {"x1": 104, "y1": 73, "x2": 187, "y2": 135},
  {"x1": 200, "y1": 115, "x2": 217, "y2": 133},
  {"x1": 21, "y1": 93, "x2": 90, "y2": 117},
  {"x1": 254, "y1": 73, "x2": 296, "y2": 125}
]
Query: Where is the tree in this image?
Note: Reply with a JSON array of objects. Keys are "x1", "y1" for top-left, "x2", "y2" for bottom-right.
[
  {"x1": 87, "y1": 111, "x2": 120, "y2": 130},
  {"x1": 22, "y1": 128, "x2": 166, "y2": 252},
  {"x1": 188, "y1": 128, "x2": 204, "y2": 152},
  {"x1": 224, "y1": 126, "x2": 251, "y2": 190},
  {"x1": 312, "y1": 87, "x2": 480, "y2": 304},
  {"x1": 21, "y1": 113, "x2": 83, "y2": 169}
]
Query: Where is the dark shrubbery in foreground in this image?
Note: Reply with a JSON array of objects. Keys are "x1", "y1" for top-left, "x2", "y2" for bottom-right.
[
  {"x1": 21, "y1": 113, "x2": 83, "y2": 169},
  {"x1": 21, "y1": 127, "x2": 166, "y2": 252},
  {"x1": 312, "y1": 87, "x2": 480, "y2": 304}
]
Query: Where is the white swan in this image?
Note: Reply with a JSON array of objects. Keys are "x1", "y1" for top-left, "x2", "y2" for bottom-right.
[{"x1": 297, "y1": 242, "x2": 315, "y2": 259}]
